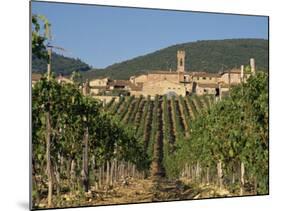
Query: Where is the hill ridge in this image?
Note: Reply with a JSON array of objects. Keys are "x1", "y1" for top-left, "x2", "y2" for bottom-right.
[{"x1": 83, "y1": 38, "x2": 268, "y2": 80}]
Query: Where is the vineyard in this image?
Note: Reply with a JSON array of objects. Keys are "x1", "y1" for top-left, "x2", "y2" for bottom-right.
[
  {"x1": 31, "y1": 14, "x2": 269, "y2": 210},
  {"x1": 32, "y1": 72, "x2": 268, "y2": 209}
]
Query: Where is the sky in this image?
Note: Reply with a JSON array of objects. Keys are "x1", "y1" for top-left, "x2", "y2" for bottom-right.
[{"x1": 31, "y1": 1, "x2": 268, "y2": 68}]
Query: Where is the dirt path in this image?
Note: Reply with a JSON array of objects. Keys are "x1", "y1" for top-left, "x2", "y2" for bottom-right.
[
  {"x1": 36, "y1": 178, "x2": 235, "y2": 208},
  {"x1": 87, "y1": 178, "x2": 201, "y2": 206}
]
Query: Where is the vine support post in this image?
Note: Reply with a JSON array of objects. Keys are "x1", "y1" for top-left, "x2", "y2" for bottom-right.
[
  {"x1": 46, "y1": 111, "x2": 53, "y2": 208},
  {"x1": 240, "y1": 161, "x2": 245, "y2": 195},
  {"x1": 217, "y1": 160, "x2": 223, "y2": 190},
  {"x1": 47, "y1": 47, "x2": 52, "y2": 80},
  {"x1": 206, "y1": 165, "x2": 210, "y2": 185},
  {"x1": 106, "y1": 160, "x2": 110, "y2": 187},
  {"x1": 81, "y1": 126, "x2": 89, "y2": 192}
]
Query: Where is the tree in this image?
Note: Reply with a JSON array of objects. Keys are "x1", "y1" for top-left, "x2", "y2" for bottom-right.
[{"x1": 32, "y1": 14, "x2": 51, "y2": 60}]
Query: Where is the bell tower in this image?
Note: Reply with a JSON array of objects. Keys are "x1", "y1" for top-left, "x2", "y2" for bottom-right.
[{"x1": 177, "y1": 50, "x2": 185, "y2": 73}]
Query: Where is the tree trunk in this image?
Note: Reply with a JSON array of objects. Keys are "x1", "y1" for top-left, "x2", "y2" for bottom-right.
[
  {"x1": 240, "y1": 161, "x2": 245, "y2": 195},
  {"x1": 46, "y1": 111, "x2": 53, "y2": 208},
  {"x1": 81, "y1": 127, "x2": 89, "y2": 192}
]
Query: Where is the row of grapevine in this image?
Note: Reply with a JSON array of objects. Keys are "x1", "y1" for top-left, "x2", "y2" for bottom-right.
[
  {"x1": 176, "y1": 72, "x2": 269, "y2": 195},
  {"x1": 151, "y1": 98, "x2": 165, "y2": 178},
  {"x1": 32, "y1": 78, "x2": 149, "y2": 208}
]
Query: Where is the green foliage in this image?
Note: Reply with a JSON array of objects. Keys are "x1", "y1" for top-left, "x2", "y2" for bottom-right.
[
  {"x1": 71, "y1": 71, "x2": 82, "y2": 86},
  {"x1": 175, "y1": 72, "x2": 269, "y2": 194},
  {"x1": 32, "y1": 14, "x2": 50, "y2": 60},
  {"x1": 32, "y1": 78, "x2": 149, "y2": 176},
  {"x1": 84, "y1": 39, "x2": 268, "y2": 80}
]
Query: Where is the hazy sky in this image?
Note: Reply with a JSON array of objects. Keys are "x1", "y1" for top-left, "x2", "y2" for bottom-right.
[{"x1": 32, "y1": 1, "x2": 268, "y2": 68}]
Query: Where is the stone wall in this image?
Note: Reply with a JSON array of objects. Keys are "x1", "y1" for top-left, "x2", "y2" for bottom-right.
[
  {"x1": 147, "y1": 73, "x2": 179, "y2": 83},
  {"x1": 220, "y1": 73, "x2": 241, "y2": 84},
  {"x1": 192, "y1": 76, "x2": 219, "y2": 84},
  {"x1": 140, "y1": 79, "x2": 185, "y2": 97},
  {"x1": 89, "y1": 78, "x2": 108, "y2": 87}
]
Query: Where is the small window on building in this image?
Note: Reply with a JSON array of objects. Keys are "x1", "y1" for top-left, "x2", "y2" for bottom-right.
[
  {"x1": 197, "y1": 76, "x2": 199, "y2": 80},
  {"x1": 203, "y1": 77, "x2": 206, "y2": 80},
  {"x1": 209, "y1": 77, "x2": 212, "y2": 80}
]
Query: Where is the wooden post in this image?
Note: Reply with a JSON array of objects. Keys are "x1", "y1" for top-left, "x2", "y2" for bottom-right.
[
  {"x1": 206, "y1": 166, "x2": 210, "y2": 185},
  {"x1": 81, "y1": 127, "x2": 89, "y2": 192},
  {"x1": 102, "y1": 163, "x2": 105, "y2": 186},
  {"x1": 70, "y1": 159, "x2": 76, "y2": 189},
  {"x1": 47, "y1": 47, "x2": 52, "y2": 80},
  {"x1": 240, "y1": 161, "x2": 245, "y2": 195},
  {"x1": 114, "y1": 159, "x2": 118, "y2": 182},
  {"x1": 110, "y1": 160, "x2": 114, "y2": 186},
  {"x1": 132, "y1": 164, "x2": 135, "y2": 178},
  {"x1": 98, "y1": 167, "x2": 102, "y2": 188},
  {"x1": 46, "y1": 111, "x2": 53, "y2": 208},
  {"x1": 195, "y1": 161, "x2": 200, "y2": 182},
  {"x1": 217, "y1": 160, "x2": 223, "y2": 190},
  {"x1": 66, "y1": 158, "x2": 71, "y2": 186},
  {"x1": 106, "y1": 160, "x2": 110, "y2": 186}
]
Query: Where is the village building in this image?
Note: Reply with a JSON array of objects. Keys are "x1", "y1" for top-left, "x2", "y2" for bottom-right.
[
  {"x1": 32, "y1": 49, "x2": 255, "y2": 100},
  {"x1": 127, "y1": 50, "x2": 254, "y2": 96},
  {"x1": 87, "y1": 50, "x2": 255, "y2": 98}
]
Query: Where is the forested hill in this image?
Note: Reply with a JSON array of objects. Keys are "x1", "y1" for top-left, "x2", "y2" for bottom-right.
[
  {"x1": 32, "y1": 52, "x2": 91, "y2": 75},
  {"x1": 84, "y1": 39, "x2": 268, "y2": 80}
]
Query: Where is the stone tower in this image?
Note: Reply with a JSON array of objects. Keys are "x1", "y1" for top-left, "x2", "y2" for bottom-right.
[
  {"x1": 177, "y1": 50, "x2": 185, "y2": 73},
  {"x1": 177, "y1": 50, "x2": 185, "y2": 82}
]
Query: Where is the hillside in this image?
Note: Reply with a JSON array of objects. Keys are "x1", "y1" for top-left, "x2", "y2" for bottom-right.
[
  {"x1": 32, "y1": 52, "x2": 91, "y2": 75},
  {"x1": 84, "y1": 39, "x2": 268, "y2": 80}
]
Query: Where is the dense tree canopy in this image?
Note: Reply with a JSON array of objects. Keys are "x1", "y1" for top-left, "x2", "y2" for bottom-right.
[
  {"x1": 32, "y1": 52, "x2": 91, "y2": 75},
  {"x1": 84, "y1": 39, "x2": 268, "y2": 80}
]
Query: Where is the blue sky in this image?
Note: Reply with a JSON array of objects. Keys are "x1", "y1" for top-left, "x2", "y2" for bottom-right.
[{"x1": 31, "y1": 1, "x2": 268, "y2": 68}]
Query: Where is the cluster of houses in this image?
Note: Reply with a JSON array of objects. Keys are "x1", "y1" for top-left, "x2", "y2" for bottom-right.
[
  {"x1": 85, "y1": 50, "x2": 255, "y2": 98},
  {"x1": 32, "y1": 50, "x2": 256, "y2": 102}
]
